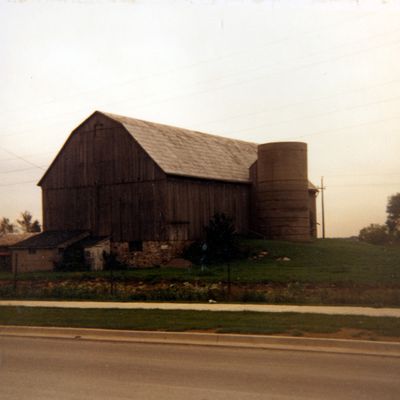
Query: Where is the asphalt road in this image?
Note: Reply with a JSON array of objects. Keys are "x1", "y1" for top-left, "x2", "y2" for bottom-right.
[{"x1": 1, "y1": 336, "x2": 399, "y2": 400}]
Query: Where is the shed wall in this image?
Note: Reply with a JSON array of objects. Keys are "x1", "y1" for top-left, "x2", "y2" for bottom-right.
[
  {"x1": 0, "y1": 253, "x2": 11, "y2": 271},
  {"x1": 12, "y1": 249, "x2": 58, "y2": 273}
]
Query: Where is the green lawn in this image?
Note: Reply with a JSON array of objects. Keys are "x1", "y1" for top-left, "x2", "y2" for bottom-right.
[
  {"x1": 2, "y1": 239, "x2": 399, "y2": 285},
  {"x1": 230, "y1": 238, "x2": 400, "y2": 284},
  {"x1": 1, "y1": 306, "x2": 399, "y2": 339}
]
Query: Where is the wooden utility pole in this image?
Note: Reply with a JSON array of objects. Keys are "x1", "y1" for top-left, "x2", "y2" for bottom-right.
[{"x1": 320, "y1": 177, "x2": 326, "y2": 239}]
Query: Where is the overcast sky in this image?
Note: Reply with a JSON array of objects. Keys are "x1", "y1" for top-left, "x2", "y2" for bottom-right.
[{"x1": 1, "y1": 0, "x2": 399, "y2": 237}]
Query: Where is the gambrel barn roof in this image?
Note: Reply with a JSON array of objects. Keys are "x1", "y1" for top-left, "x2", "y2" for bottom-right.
[
  {"x1": 0, "y1": 233, "x2": 37, "y2": 248},
  {"x1": 102, "y1": 112, "x2": 258, "y2": 183},
  {"x1": 38, "y1": 111, "x2": 258, "y2": 186},
  {"x1": 39, "y1": 111, "x2": 317, "y2": 189}
]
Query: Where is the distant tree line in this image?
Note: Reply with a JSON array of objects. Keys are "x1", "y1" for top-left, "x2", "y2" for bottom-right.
[
  {"x1": 359, "y1": 193, "x2": 400, "y2": 245},
  {"x1": 0, "y1": 211, "x2": 41, "y2": 235}
]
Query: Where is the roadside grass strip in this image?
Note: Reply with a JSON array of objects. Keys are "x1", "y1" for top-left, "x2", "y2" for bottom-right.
[
  {"x1": 2, "y1": 239, "x2": 400, "y2": 285},
  {"x1": 1, "y1": 306, "x2": 400, "y2": 339}
]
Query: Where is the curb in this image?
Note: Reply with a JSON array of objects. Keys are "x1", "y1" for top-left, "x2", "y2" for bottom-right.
[{"x1": 1, "y1": 325, "x2": 400, "y2": 357}]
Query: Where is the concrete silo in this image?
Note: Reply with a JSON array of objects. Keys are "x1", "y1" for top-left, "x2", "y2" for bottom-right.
[{"x1": 255, "y1": 142, "x2": 311, "y2": 241}]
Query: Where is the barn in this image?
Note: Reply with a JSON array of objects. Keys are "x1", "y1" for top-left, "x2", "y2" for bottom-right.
[{"x1": 12, "y1": 111, "x2": 318, "y2": 271}]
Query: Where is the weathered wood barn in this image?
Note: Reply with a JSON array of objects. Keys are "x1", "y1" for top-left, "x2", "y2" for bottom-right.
[{"x1": 13, "y1": 111, "x2": 318, "y2": 270}]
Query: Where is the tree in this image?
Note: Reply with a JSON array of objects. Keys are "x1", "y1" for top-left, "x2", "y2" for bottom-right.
[
  {"x1": 386, "y1": 193, "x2": 400, "y2": 237},
  {"x1": 205, "y1": 213, "x2": 239, "y2": 263},
  {"x1": 359, "y1": 224, "x2": 389, "y2": 245},
  {"x1": 183, "y1": 213, "x2": 240, "y2": 265},
  {"x1": 17, "y1": 211, "x2": 41, "y2": 233},
  {"x1": 204, "y1": 213, "x2": 239, "y2": 300},
  {"x1": 0, "y1": 217, "x2": 15, "y2": 234}
]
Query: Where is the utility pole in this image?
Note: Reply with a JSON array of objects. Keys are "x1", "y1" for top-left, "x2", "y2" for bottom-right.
[{"x1": 320, "y1": 177, "x2": 326, "y2": 239}]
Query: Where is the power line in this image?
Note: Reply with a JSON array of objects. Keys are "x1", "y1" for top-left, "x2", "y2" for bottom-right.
[
  {"x1": 233, "y1": 93, "x2": 400, "y2": 135},
  {"x1": 0, "y1": 115, "x2": 398, "y2": 180},
  {"x1": 0, "y1": 180, "x2": 38, "y2": 187},
  {"x1": 0, "y1": 151, "x2": 54, "y2": 163},
  {"x1": 3, "y1": 74, "x2": 400, "y2": 142},
  {"x1": 0, "y1": 147, "x2": 46, "y2": 171},
  {"x1": 2, "y1": 23, "x2": 399, "y2": 139},
  {"x1": 197, "y1": 78, "x2": 400, "y2": 128},
  {"x1": 324, "y1": 172, "x2": 400, "y2": 178},
  {"x1": 285, "y1": 115, "x2": 400, "y2": 141},
  {"x1": 328, "y1": 183, "x2": 400, "y2": 188},
  {"x1": 0, "y1": 166, "x2": 47, "y2": 174},
  {"x1": 100, "y1": 36, "x2": 400, "y2": 115},
  {"x1": 0, "y1": 12, "x2": 373, "y2": 118}
]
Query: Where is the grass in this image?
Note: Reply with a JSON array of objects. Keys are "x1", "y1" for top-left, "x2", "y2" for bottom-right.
[
  {"x1": 0, "y1": 306, "x2": 399, "y2": 339},
  {"x1": 231, "y1": 238, "x2": 400, "y2": 285},
  {"x1": 1, "y1": 239, "x2": 399, "y2": 285}
]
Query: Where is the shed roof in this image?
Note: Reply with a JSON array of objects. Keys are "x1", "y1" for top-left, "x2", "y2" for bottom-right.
[
  {"x1": 12, "y1": 231, "x2": 89, "y2": 249},
  {"x1": 0, "y1": 233, "x2": 37, "y2": 248},
  {"x1": 102, "y1": 112, "x2": 258, "y2": 183},
  {"x1": 76, "y1": 236, "x2": 109, "y2": 248}
]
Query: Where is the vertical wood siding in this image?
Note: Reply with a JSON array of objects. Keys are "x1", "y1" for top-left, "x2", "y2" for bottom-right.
[
  {"x1": 41, "y1": 113, "x2": 166, "y2": 241},
  {"x1": 165, "y1": 177, "x2": 250, "y2": 240},
  {"x1": 40, "y1": 113, "x2": 252, "y2": 242}
]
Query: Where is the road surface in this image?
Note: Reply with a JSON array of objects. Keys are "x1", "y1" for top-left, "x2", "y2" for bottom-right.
[{"x1": 0, "y1": 336, "x2": 399, "y2": 399}]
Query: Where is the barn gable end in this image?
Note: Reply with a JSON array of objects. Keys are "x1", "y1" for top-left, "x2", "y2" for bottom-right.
[{"x1": 39, "y1": 112, "x2": 167, "y2": 241}]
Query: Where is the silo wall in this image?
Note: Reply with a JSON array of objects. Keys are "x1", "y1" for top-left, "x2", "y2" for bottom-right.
[{"x1": 255, "y1": 142, "x2": 310, "y2": 241}]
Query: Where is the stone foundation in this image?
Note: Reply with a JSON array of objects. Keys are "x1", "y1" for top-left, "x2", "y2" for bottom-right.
[{"x1": 111, "y1": 240, "x2": 191, "y2": 268}]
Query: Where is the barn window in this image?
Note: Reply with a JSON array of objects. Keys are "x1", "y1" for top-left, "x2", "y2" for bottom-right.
[
  {"x1": 28, "y1": 248, "x2": 36, "y2": 254},
  {"x1": 129, "y1": 240, "x2": 143, "y2": 252}
]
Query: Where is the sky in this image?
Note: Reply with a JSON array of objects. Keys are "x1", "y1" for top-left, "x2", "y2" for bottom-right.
[{"x1": 1, "y1": 0, "x2": 399, "y2": 238}]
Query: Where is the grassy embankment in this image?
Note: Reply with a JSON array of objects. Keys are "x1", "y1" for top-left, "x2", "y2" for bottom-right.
[
  {"x1": 0, "y1": 239, "x2": 399, "y2": 306},
  {"x1": 1, "y1": 306, "x2": 400, "y2": 341}
]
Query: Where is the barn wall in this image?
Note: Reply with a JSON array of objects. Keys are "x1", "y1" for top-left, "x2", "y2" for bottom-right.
[
  {"x1": 41, "y1": 113, "x2": 166, "y2": 241},
  {"x1": 249, "y1": 161, "x2": 258, "y2": 235},
  {"x1": 164, "y1": 176, "x2": 251, "y2": 240},
  {"x1": 41, "y1": 113, "x2": 165, "y2": 189}
]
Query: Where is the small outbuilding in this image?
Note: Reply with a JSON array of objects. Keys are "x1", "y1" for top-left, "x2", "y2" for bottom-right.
[
  {"x1": 0, "y1": 233, "x2": 37, "y2": 271},
  {"x1": 11, "y1": 231, "x2": 89, "y2": 273},
  {"x1": 77, "y1": 236, "x2": 111, "y2": 271}
]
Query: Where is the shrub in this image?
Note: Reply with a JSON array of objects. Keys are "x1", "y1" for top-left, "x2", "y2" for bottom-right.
[
  {"x1": 386, "y1": 193, "x2": 400, "y2": 237},
  {"x1": 183, "y1": 241, "x2": 204, "y2": 265},
  {"x1": 55, "y1": 247, "x2": 89, "y2": 272},
  {"x1": 359, "y1": 224, "x2": 390, "y2": 245},
  {"x1": 205, "y1": 213, "x2": 240, "y2": 263},
  {"x1": 184, "y1": 213, "x2": 240, "y2": 265},
  {"x1": 102, "y1": 251, "x2": 127, "y2": 271}
]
